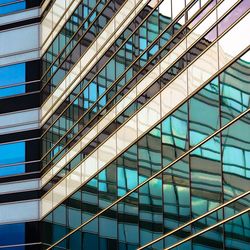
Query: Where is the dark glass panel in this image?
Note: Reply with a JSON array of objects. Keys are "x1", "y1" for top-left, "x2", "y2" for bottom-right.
[
  {"x1": 118, "y1": 193, "x2": 139, "y2": 250},
  {"x1": 163, "y1": 156, "x2": 190, "y2": 248},
  {"x1": 139, "y1": 174, "x2": 163, "y2": 247},
  {"x1": 82, "y1": 218, "x2": 99, "y2": 250},
  {"x1": 189, "y1": 78, "x2": 219, "y2": 147},
  {"x1": 117, "y1": 145, "x2": 138, "y2": 197},
  {"x1": 222, "y1": 113, "x2": 250, "y2": 202},
  {"x1": 162, "y1": 104, "x2": 188, "y2": 167},
  {"x1": 190, "y1": 135, "x2": 222, "y2": 218},
  {"x1": 224, "y1": 211, "x2": 250, "y2": 250},
  {"x1": 138, "y1": 125, "x2": 162, "y2": 183}
]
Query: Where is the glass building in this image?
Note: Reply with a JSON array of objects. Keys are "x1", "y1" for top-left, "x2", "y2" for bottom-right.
[{"x1": 0, "y1": 0, "x2": 250, "y2": 249}]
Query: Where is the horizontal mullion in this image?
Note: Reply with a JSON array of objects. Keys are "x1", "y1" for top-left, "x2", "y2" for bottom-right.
[
  {"x1": 41, "y1": 0, "x2": 123, "y2": 96},
  {"x1": 41, "y1": 0, "x2": 105, "y2": 78},
  {"x1": 40, "y1": 0, "x2": 167, "y2": 159},
  {"x1": 40, "y1": 0, "x2": 202, "y2": 167},
  {"x1": 45, "y1": 109, "x2": 250, "y2": 249},
  {"x1": 41, "y1": 9, "x2": 239, "y2": 193},
  {"x1": 40, "y1": 32, "x2": 250, "y2": 217},
  {"x1": 40, "y1": 0, "x2": 216, "y2": 175},
  {"x1": 166, "y1": 208, "x2": 250, "y2": 249}
]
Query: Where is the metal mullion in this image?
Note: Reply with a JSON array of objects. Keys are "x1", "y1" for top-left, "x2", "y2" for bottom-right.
[
  {"x1": 40, "y1": 38, "x2": 250, "y2": 213},
  {"x1": 41, "y1": 4, "x2": 250, "y2": 203},
  {"x1": 0, "y1": 160, "x2": 40, "y2": 169},
  {"x1": 40, "y1": 0, "x2": 165, "y2": 160},
  {"x1": 139, "y1": 191, "x2": 250, "y2": 249},
  {"x1": 40, "y1": 0, "x2": 151, "y2": 133},
  {"x1": 46, "y1": 109, "x2": 250, "y2": 249},
  {"x1": 41, "y1": 0, "x2": 124, "y2": 92},
  {"x1": 166, "y1": 208, "x2": 250, "y2": 250},
  {"x1": 40, "y1": 0, "x2": 205, "y2": 169},
  {"x1": 40, "y1": 0, "x2": 225, "y2": 184},
  {"x1": 0, "y1": 79, "x2": 39, "y2": 90},
  {"x1": 41, "y1": 0, "x2": 104, "y2": 78}
]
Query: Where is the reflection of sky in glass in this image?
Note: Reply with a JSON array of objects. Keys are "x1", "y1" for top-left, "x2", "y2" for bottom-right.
[
  {"x1": 0, "y1": 0, "x2": 25, "y2": 15},
  {"x1": 0, "y1": 164, "x2": 25, "y2": 177},
  {"x1": 0, "y1": 63, "x2": 25, "y2": 97},
  {"x1": 0, "y1": 63, "x2": 25, "y2": 86},
  {"x1": 218, "y1": 0, "x2": 250, "y2": 35},
  {"x1": 0, "y1": 141, "x2": 25, "y2": 165},
  {"x1": 189, "y1": 0, "x2": 216, "y2": 29}
]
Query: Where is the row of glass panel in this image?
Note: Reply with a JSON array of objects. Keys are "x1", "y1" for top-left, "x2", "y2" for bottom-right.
[
  {"x1": 41, "y1": 0, "x2": 124, "y2": 97},
  {"x1": 42, "y1": 0, "x2": 99, "y2": 74},
  {"x1": 41, "y1": 0, "x2": 211, "y2": 168},
  {"x1": 41, "y1": 0, "x2": 174, "y2": 163},
  {"x1": 41, "y1": 10, "x2": 250, "y2": 192},
  {"x1": 42, "y1": 0, "x2": 248, "y2": 172},
  {"x1": 41, "y1": 13, "x2": 250, "y2": 218},
  {"x1": 42, "y1": 110, "x2": 250, "y2": 248},
  {"x1": 41, "y1": 51, "x2": 250, "y2": 242},
  {"x1": 39, "y1": 0, "x2": 199, "y2": 143}
]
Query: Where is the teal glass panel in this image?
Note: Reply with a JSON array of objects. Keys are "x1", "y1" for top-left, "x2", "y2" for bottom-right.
[
  {"x1": 117, "y1": 145, "x2": 138, "y2": 197},
  {"x1": 163, "y1": 156, "x2": 190, "y2": 247},
  {"x1": 138, "y1": 125, "x2": 161, "y2": 183},
  {"x1": 67, "y1": 191, "x2": 81, "y2": 229},
  {"x1": 224, "y1": 211, "x2": 250, "y2": 249},
  {"x1": 99, "y1": 206, "x2": 117, "y2": 249},
  {"x1": 82, "y1": 218, "x2": 99, "y2": 250},
  {"x1": 98, "y1": 163, "x2": 117, "y2": 209},
  {"x1": 81, "y1": 177, "x2": 99, "y2": 223},
  {"x1": 189, "y1": 78, "x2": 219, "y2": 146},
  {"x1": 222, "y1": 113, "x2": 250, "y2": 202},
  {"x1": 118, "y1": 193, "x2": 139, "y2": 250},
  {"x1": 162, "y1": 103, "x2": 188, "y2": 166},
  {"x1": 220, "y1": 53, "x2": 250, "y2": 126},
  {"x1": 192, "y1": 226, "x2": 223, "y2": 250},
  {"x1": 52, "y1": 204, "x2": 67, "y2": 248},
  {"x1": 139, "y1": 175, "x2": 163, "y2": 247},
  {"x1": 69, "y1": 230, "x2": 82, "y2": 249},
  {"x1": 190, "y1": 135, "x2": 222, "y2": 218}
]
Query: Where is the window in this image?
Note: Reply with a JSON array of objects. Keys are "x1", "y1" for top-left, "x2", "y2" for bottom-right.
[{"x1": 0, "y1": 63, "x2": 25, "y2": 97}]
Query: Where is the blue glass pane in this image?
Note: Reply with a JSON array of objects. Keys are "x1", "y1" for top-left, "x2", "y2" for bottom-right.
[
  {"x1": 0, "y1": 141, "x2": 25, "y2": 165},
  {"x1": 0, "y1": 1, "x2": 25, "y2": 15},
  {"x1": 0, "y1": 84, "x2": 25, "y2": 98},
  {"x1": 0, "y1": 63, "x2": 25, "y2": 87},
  {"x1": 0, "y1": 223, "x2": 25, "y2": 246},
  {"x1": 0, "y1": 164, "x2": 25, "y2": 177}
]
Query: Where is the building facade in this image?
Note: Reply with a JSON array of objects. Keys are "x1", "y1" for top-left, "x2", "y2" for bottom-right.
[
  {"x1": 0, "y1": 0, "x2": 41, "y2": 249},
  {"x1": 0, "y1": 0, "x2": 250, "y2": 249}
]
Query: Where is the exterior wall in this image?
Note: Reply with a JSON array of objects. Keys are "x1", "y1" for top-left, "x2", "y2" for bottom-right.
[
  {"x1": 1, "y1": 0, "x2": 250, "y2": 249},
  {"x1": 39, "y1": 0, "x2": 250, "y2": 249},
  {"x1": 0, "y1": 1, "x2": 41, "y2": 249}
]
